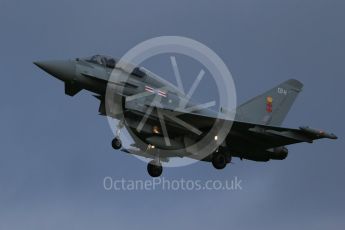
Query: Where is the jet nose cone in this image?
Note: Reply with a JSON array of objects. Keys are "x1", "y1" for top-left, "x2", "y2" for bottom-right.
[{"x1": 34, "y1": 60, "x2": 76, "y2": 82}]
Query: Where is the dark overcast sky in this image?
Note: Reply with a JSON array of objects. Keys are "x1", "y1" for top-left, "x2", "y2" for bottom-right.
[{"x1": 0, "y1": 0, "x2": 344, "y2": 229}]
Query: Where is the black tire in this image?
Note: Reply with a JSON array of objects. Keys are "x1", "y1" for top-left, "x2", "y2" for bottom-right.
[
  {"x1": 212, "y1": 152, "x2": 227, "y2": 170},
  {"x1": 147, "y1": 161, "x2": 163, "y2": 177},
  {"x1": 111, "y1": 137, "x2": 122, "y2": 150}
]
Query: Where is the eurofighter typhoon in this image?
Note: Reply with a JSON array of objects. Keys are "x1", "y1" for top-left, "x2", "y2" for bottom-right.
[{"x1": 34, "y1": 55, "x2": 337, "y2": 177}]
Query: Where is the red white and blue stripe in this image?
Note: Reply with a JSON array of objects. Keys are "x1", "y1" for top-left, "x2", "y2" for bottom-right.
[{"x1": 145, "y1": 85, "x2": 167, "y2": 98}]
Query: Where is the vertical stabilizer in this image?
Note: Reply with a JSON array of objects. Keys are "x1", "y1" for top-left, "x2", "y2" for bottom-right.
[{"x1": 236, "y1": 79, "x2": 304, "y2": 126}]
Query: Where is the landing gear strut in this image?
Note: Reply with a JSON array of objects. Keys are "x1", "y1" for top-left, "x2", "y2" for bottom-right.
[
  {"x1": 212, "y1": 152, "x2": 230, "y2": 170},
  {"x1": 147, "y1": 160, "x2": 163, "y2": 177}
]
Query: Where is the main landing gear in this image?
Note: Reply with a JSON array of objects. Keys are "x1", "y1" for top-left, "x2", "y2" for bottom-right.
[
  {"x1": 112, "y1": 137, "x2": 122, "y2": 150},
  {"x1": 147, "y1": 160, "x2": 163, "y2": 177},
  {"x1": 212, "y1": 151, "x2": 231, "y2": 170}
]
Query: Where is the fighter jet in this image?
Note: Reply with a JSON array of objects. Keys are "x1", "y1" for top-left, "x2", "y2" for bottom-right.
[{"x1": 34, "y1": 55, "x2": 337, "y2": 177}]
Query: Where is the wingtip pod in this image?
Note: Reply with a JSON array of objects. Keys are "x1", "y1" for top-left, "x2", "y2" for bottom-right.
[
  {"x1": 327, "y1": 132, "x2": 338, "y2": 140},
  {"x1": 329, "y1": 134, "x2": 338, "y2": 140},
  {"x1": 300, "y1": 126, "x2": 338, "y2": 140}
]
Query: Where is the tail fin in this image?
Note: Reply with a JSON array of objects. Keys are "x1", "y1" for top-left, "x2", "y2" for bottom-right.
[{"x1": 236, "y1": 79, "x2": 303, "y2": 126}]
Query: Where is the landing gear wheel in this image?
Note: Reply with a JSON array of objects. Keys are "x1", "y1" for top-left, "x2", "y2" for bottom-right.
[
  {"x1": 111, "y1": 137, "x2": 122, "y2": 150},
  {"x1": 212, "y1": 152, "x2": 227, "y2": 170},
  {"x1": 147, "y1": 160, "x2": 163, "y2": 177}
]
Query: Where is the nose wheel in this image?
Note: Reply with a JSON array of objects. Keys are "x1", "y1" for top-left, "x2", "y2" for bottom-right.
[{"x1": 147, "y1": 160, "x2": 163, "y2": 177}]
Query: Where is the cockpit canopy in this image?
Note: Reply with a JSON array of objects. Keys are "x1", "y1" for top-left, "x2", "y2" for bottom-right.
[{"x1": 85, "y1": 55, "x2": 117, "y2": 69}]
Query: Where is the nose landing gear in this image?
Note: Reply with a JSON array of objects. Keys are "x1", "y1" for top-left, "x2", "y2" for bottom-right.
[{"x1": 111, "y1": 120, "x2": 124, "y2": 150}]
